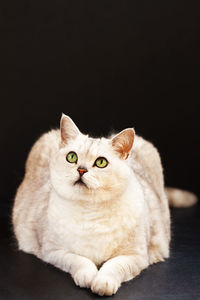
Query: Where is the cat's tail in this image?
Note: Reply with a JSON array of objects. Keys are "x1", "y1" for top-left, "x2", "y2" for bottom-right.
[{"x1": 165, "y1": 187, "x2": 198, "y2": 208}]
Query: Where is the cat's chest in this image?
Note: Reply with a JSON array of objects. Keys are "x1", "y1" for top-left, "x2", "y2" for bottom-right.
[{"x1": 47, "y1": 196, "x2": 135, "y2": 264}]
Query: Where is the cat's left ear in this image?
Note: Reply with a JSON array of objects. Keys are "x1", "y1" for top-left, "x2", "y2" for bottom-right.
[
  {"x1": 111, "y1": 128, "x2": 135, "y2": 159},
  {"x1": 60, "y1": 114, "x2": 80, "y2": 145}
]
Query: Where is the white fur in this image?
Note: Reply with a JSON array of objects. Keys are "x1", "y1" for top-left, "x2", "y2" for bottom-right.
[{"x1": 12, "y1": 115, "x2": 197, "y2": 296}]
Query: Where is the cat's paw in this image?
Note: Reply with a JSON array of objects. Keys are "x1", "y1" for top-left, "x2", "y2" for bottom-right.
[
  {"x1": 91, "y1": 273, "x2": 121, "y2": 296},
  {"x1": 73, "y1": 264, "x2": 98, "y2": 288},
  {"x1": 148, "y1": 247, "x2": 167, "y2": 265}
]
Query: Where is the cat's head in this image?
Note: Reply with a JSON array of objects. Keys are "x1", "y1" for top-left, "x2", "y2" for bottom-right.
[{"x1": 50, "y1": 114, "x2": 135, "y2": 203}]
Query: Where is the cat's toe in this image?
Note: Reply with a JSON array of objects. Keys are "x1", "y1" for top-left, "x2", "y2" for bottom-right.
[
  {"x1": 73, "y1": 265, "x2": 98, "y2": 288},
  {"x1": 91, "y1": 274, "x2": 120, "y2": 296}
]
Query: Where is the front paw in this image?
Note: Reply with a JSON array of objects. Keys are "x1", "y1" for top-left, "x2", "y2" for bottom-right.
[
  {"x1": 73, "y1": 264, "x2": 98, "y2": 288},
  {"x1": 91, "y1": 273, "x2": 121, "y2": 296}
]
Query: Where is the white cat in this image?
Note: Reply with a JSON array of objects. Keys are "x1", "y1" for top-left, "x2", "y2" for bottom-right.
[{"x1": 12, "y1": 114, "x2": 197, "y2": 296}]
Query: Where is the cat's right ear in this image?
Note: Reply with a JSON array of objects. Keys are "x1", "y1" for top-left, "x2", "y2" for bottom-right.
[{"x1": 60, "y1": 114, "x2": 80, "y2": 145}]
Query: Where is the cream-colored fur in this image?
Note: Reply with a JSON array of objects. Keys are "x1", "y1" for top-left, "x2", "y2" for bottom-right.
[{"x1": 12, "y1": 114, "x2": 198, "y2": 296}]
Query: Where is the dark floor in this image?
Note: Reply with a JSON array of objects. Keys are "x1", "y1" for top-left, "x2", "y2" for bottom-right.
[{"x1": 0, "y1": 205, "x2": 200, "y2": 300}]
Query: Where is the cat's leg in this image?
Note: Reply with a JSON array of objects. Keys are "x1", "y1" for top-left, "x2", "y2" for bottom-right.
[
  {"x1": 148, "y1": 215, "x2": 170, "y2": 264},
  {"x1": 14, "y1": 224, "x2": 40, "y2": 257},
  {"x1": 91, "y1": 253, "x2": 149, "y2": 296},
  {"x1": 91, "y1": 221, "x2": 149, "y2": 296},
  {"x1": 41, "y1": 250, "x2": 98, "y2": 288}
]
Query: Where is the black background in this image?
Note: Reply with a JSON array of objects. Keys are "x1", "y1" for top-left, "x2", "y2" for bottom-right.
[{"x1": 1, "y1": 0, "x2": 200, "y2": 216}]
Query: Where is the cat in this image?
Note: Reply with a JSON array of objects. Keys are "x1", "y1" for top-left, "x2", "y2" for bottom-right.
[{"x1": 12, "y1": 114, "x2": 198, "y2": 296}]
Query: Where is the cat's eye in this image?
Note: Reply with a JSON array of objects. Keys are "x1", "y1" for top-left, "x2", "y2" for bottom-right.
[
  {"x1": 95, "y1": 157, "x2": 108, "y2": 168},
  {"x1": 66, "y1": 152, "x2": 78, "y2": 163}
]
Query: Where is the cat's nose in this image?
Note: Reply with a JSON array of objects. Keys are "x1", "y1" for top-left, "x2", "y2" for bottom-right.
[{"x1": 77, "y1": 167, "x2": 88, "y2": 176}]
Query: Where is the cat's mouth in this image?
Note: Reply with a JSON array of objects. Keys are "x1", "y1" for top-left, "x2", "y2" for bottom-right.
[{"x1": 74, "y1": 177, "x2": 88, "y2": 188}]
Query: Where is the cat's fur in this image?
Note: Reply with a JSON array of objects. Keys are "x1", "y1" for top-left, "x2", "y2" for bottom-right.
[{"x1": 12, "y1": 114, "x2": 198, "y2": 296}]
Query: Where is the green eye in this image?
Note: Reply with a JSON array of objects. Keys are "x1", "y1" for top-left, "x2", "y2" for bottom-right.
[
  {"x1": 66, "y1": 152, "x2": 78, "y2": 163},
  {"x1": 95, "y1": 157, "x2": 108, "y2": 168}
]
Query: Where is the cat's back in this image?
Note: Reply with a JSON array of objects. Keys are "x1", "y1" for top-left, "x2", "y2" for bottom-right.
[
  {"x1": 12, "y1": 129, "x2": 59, "y2": 230},
  {"x1": 131, "y1": 134, "x2": 164, "y2": 199},
  {"x1": 25, "y1": 129, "x2": 60, "y2": 179}
]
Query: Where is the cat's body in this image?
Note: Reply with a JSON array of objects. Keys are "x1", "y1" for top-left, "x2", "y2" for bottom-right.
[{"x1": 12, "y1": 115, "x2": 197, "y2": 296}]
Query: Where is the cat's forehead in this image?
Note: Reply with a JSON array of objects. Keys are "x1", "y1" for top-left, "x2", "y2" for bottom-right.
[
  {"x1": 79, "y1": 136, "x2": 109, "y2": 153},
  {"x1": 66, "y1": 135, "x2": 110, "y2": 157}
]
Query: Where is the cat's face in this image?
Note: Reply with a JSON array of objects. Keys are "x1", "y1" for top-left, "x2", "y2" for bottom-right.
[{"x1": 50, "y1": 114, "x2": 134, "y2": 203}]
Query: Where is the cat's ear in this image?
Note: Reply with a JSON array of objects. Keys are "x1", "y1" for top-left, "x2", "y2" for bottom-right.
[
  {"x1": 60, "y1": 114, "x2": 80, "y2": 145},
  {"x1": 111, "y1": 128, "x2": 135, "y2": 159}
]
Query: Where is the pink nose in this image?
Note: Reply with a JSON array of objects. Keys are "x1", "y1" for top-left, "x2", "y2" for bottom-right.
[{"x1": 77, "y1": 167, "x2": 88, "y2": 176}]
